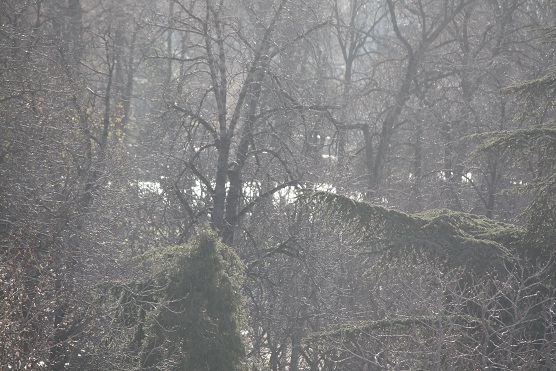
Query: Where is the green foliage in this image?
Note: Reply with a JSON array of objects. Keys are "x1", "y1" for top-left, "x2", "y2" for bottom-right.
[
  {"x1": 503, "y1": 70, "x2": 556, "y2": 112},
  {"x1": 298, "y1": 17, "x2": 556, "y2": 369},
  {"x1": 113, "y1": 226, "x2": 245, "y2": 370},
  {"x1": 145, "y1": 227, "x2": 245, "y2": 370},
  {"x1": 475, "y1": 22, "x2": 556, "y2": 260},
  {"x1": 476, "y1": 124, "x2": 556, "y2": 258},
  {"x1": 476, "y1": 124, "x2": 556, "y2": 157},
  {"x1": 501, "y1": 21, "x2": 556, "y2": 114},
  {"x1": 298, "y1": 190, "x2": 521, "y2": 274}
]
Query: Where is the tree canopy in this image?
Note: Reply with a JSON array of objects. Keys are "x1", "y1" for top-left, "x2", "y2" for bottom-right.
[
  {"x1": 2, "y1": 0, "x2": 556, "y2": 369},
  {"x1": 110, "y1": 227, "x2": 245, "y2": 370},
  {"x1": 299, "y1": 189, "x2": 522, "y2": 273}
]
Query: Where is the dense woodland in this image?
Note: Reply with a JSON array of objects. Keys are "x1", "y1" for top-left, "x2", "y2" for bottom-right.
[{"x1": 1, "y1": 0, "x2": 556, "y2": 369}]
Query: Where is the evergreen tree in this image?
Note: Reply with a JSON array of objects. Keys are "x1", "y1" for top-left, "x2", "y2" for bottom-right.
[
  {"x1": 296, "y1": 20, "x2": 556, "y2": 369},
  {"x1": 476, "y1": 22, "x2": 556, "y2": 260},
  {"x1": 298, "y1": 189, "x2": 521, "y2": 274},
  {"x1": 299, "y1": 17, "x2": 556, "y2": 266},
  {"x1": 136, "y1": 227, "x2": 245, "y2": 370}
]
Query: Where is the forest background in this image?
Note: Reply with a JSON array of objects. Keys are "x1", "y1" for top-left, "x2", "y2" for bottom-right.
[{"x1": 1, "y1": 0, "x2": 556, "y2": 369}]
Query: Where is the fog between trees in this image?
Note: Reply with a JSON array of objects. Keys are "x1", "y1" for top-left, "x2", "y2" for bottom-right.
[{"x1": 1, "y1": 0, "x2": 556, "y2": 369}]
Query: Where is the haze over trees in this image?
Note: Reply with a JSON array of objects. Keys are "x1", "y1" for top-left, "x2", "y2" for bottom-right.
[{"x1": 1, "y1": 0, "x2": 555, "y2": 369}]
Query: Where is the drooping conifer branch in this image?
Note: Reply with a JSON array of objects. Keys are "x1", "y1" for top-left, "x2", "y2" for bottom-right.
[{"x1": 298, "y1": 189, "x2": 520, "y2": 273}]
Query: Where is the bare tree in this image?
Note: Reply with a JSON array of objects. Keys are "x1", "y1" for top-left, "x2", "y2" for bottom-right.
[{"x1": 305, "y1": 260, "x2": 556, "y2": 370}]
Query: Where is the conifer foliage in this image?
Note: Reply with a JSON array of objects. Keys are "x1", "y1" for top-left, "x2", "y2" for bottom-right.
[
  {"x1": 476, "y1": 22, "x2": 556, "y2": 261},
  {"x1": 133, "y1": 227, "x2": 245, "y2": 370},
  {"x1": 298, "y1": 189, "x2": 521, "y2": 273}
]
